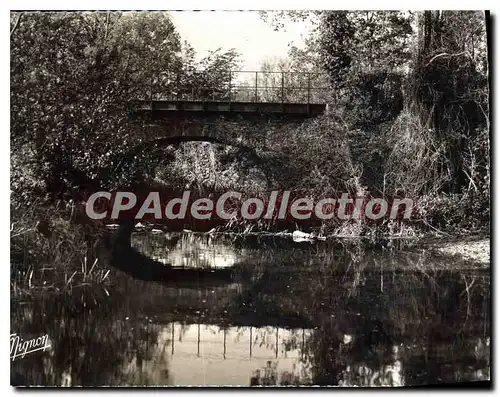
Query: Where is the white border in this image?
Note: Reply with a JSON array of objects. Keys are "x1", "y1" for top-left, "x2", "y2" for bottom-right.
[
  {"x1": 4, "y1": 1, "x2": 499, "y2": 10},
  {"x1": 3, "y1": 3, "x2": 497, "y2": 396}
]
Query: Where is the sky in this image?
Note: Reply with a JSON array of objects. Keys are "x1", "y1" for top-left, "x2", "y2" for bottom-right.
[{"x1": 170, "y1": 11, "x2": 314, "y2": 71}]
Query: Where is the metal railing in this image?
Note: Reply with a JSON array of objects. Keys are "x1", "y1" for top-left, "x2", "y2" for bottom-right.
[{"x1": 144, "y1": 70, "x2": 330, "y2": 104}]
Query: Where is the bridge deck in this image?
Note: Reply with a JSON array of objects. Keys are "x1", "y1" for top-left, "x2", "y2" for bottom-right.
[{"x1": 134, "y1": 100, "x2": 326, "y2": 117}]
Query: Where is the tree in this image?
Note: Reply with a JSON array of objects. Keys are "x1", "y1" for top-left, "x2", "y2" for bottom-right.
[
  {"x1": 261, "y1": 11, "x2": 414, "y2": 127},
  {"x1": 177, "y1": 46, "x2": 241, "y2": 101},
  {"x1": 315, "y1": 12, "x2": 414, "y2": 128},
  {"x1": 255, "y1": 57, "x2": 327, "y2": 103},
  {"x1": 410, "y1": 11, "x2": 489, "y2": 196},
  {"x1": 11, "y1": 11, "x2": 184, "y2": 199}
]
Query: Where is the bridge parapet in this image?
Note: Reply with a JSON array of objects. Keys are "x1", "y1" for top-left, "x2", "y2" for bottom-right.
[
  {"x1": 142, "y1": 70, "x2": 329, "y2": 105},
  {"x1": 130, "y1": 71, "x2": 329, "y2": 146}
]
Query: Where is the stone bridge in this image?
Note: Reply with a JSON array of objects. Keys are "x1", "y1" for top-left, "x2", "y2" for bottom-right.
[{"x1": 128, "y1": 70, "x2": 329, "y2": 151}]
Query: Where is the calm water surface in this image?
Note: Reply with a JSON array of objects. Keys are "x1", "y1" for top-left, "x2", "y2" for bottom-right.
[{"x1": 11, "y1": 232, "x2": 490, "y2": 386}]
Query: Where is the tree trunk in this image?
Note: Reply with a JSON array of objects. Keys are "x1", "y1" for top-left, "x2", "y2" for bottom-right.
[{"x1": 419, "y1": 10, "x2": 442, "y2": 60}]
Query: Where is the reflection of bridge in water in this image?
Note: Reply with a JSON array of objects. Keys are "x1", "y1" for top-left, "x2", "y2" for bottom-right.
[
  {"x1": 91, "y1": 231, "x2": 491, "y2": 386},
  {"x1": 168, "y1": 323, "x2": 308, "y2": 360},
  {"x1": 11, "y1": 245, "x2": 491, "y2": 387},
  {"x1": 125, "y1": 319, "x2": 488, "y2": 387},
  {"x1": 165, "y1": 323, "x2": 312, "y2": 386}
]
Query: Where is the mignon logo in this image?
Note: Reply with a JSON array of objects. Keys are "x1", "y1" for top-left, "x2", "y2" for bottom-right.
[{"x1": 10, "y1": 333, "x2": 51, "y2": 361}]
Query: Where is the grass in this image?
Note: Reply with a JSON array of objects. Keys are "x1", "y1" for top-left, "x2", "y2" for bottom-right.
[{"x1": 10, "y1": 201, "x2": 111, "y2": 295}]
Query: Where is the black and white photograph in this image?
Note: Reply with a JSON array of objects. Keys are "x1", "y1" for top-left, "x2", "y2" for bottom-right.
[{"x1": 9, "y1": 8, "x2": 491, "y2": 387}]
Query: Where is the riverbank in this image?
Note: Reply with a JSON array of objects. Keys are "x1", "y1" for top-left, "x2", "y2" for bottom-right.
[{"x1": 433, "y1": 238, "x2": 490, "y2": 266}]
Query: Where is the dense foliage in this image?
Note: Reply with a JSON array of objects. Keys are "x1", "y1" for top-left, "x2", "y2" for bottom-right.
[
  {"x1": 266, "y1": 10, "x2": 490, "y2": 232},
  {"x1": 11, "y1": 11, "x2": 241, "y2": 203}
]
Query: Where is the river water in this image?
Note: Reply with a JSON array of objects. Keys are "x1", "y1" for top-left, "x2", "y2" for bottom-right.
[{"x1": 11, "y1": 232, "x2": 490, "y2": 386}]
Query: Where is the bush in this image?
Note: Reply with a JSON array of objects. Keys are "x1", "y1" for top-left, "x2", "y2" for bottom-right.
[
  {"x1": 10, "y1": 201, "x2": 109, "y2": 294},
  {"x1": 343, "y1": 71, "x2": 404, "y2": 129}
]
